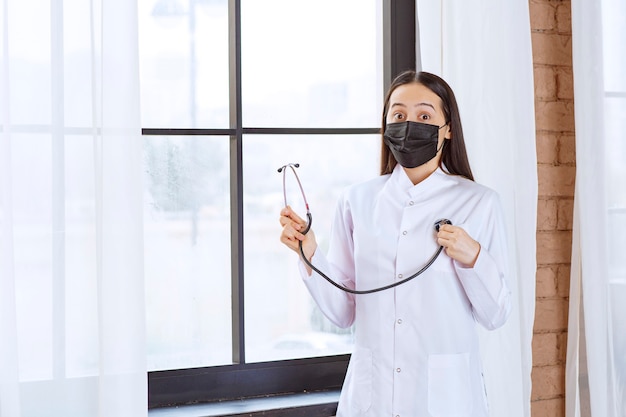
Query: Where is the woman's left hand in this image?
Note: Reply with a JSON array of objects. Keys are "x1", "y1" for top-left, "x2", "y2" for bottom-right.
[{"x1": 436, "y1": 224, "x2": 481, "y2": 268}]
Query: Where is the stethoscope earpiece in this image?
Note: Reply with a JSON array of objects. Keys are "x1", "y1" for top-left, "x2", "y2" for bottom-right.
[
  {"x1": 278, "y1": 163, "x2": 310, "y2": 212},
  {"x1": 278, "y1": 163, "x2": 300, "y2": 173}
]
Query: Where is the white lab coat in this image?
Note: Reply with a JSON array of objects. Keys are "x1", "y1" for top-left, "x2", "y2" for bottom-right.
[{"x1": 300, "y1": 165, "x2": 511, "y2": 417}]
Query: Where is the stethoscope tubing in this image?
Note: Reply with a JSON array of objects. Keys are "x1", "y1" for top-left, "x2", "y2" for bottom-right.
[
  {"x1": 279, "y1": 162, "x2": 447, "y2": 295},
  {"x1": 299, "y1": 239, "x2": 444, "y2": 295}
]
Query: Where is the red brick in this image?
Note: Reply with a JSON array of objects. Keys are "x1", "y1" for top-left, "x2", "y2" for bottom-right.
[
  {"x1": 532, "y1": 6, "x2": 573, "y2": 416},
  {"x1": 534, "y1": 298, "x2": 569, "y2": 332},
  {"x1": 557, "y1": 198, "x2": 574, "y2": 230},
  {"x1": 533, "y1": 332, "x2": 560, "y2": 366},
  {"x1": 531, "y1": 397, "x2": 565, "y2": 417},
  {"x1": 557, "y1": 332, "x2": 568, "y2": 364},
  {"x1": 556, "y1": 67, "x2": 574, "y2": 100},
  {"x1": 558, "y1": 133, "x2": 576, "y2": 165},
  {"x1": 538, "y1": 198, "x2": 558, "y2": 231},
  {"x1": 531, "y1": 32, "x2": 572, "y2": 66},
  {"x1": 536, "y1": 265, "x2": 558, "y2": 297},
  {"x1": 535, "y1": 101, "x2": 576, "y2": 132},
  {"x1": 530, "y1": 0, "x2": 557, "y2": 32},
  {"x1": 536, "y1": 132, "x2": 559, "y2": 165},
  {"x1": 537, "y1": 230, "x2": 573, "y2": 264},
  {"x1": 557, "y1": 265, "x2": 571, "y2": 299},
  {"x1": 556, "y1": 3, "x2": 572, "y2": 34},
  {"x1": 538, "y1": 165, "x2": 576, "y2": 197},
  {"x1": 532, "y1": 365, "x2": 565, "y2": 400},
  {"x1": 534, "y1": 66, "x2": 558, "y2": 99}
]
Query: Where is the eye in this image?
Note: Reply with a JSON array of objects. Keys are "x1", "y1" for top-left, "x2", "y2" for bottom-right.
[
  {"x1": 418, "y1": 112, "x2": 431, "y2": 121},
  {"x1": 391, "y1": 112, "x2": 406, "y2": 121}
]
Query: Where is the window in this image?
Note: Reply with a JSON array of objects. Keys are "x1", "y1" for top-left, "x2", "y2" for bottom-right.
[{"x1": 139, "y1": 0, "x2": 416, "y2": 407}]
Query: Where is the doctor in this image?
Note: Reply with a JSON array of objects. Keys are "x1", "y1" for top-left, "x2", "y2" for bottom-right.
[{"x1": 279, "y1": 70, "x2": 512, "y2": 417}]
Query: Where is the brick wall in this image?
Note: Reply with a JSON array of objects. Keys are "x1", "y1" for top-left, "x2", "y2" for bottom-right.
[{"x1": 530, "y1": 0, "x2": 576, "y2": 416}]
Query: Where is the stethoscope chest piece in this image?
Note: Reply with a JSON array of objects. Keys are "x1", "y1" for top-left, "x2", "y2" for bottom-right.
[{"x1": 434, "y1": 218, "x2": 452, "y2": 232}]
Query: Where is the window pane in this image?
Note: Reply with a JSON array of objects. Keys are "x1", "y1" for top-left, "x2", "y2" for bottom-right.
[
  {"x1": 138, "y1": 0, "x2": 229, "y2": 128},
  {"x1": 143, "y1": 135, "x2": 231, "y2": 370},
  {"x1": 241, "y1": 0, "x2": 382, "y2": 128},
  {"x1": 243, "y1": 134, "x2": 379, "y2": 362},
  {"x1": 7, "y1": 3, "x2": 51, "y2": 126},
  {"x1": 65, "y1": 135, "x2": 99, "y2": 378},
  {"x1": 13, "y1": 134, "x2": 100, "y2": 380},
  {"x1": 606, "y1": 98, "x2": 626, "y2": 278},
  {"x1": 602, "y1": 0, "x2": 626, "y2": 92},
  {"x1": 13, "y1": 134, "x2": 54, "y2": 381},
  {"x1": 606, "y1": 97, "x2": 626, "y2": 209}
]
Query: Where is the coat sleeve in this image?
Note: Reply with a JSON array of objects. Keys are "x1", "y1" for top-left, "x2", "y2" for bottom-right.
[
  {"x1": 298, "y1": 193, "x2": 356, "y2": 329},
  {"x1": 454, "y1": 190, "x2": 512, "y2": 330}
]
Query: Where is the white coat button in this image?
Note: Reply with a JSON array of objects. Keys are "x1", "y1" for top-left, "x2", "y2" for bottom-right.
[
  {"x1": 409, "y1": 201, "x2": 414, "y2": 206},
  {"x1": 397, "y1": 319, "x2": 402, "y2": 324},
  {"x1": 402, "y1": 230, "x2": 407, "y2": 235},
  {"x1": 398, "y1": 274, "x2": 403, "y2": 279},
  {"x1": 396, "y1": 368, "x2": 401, "y2": 373}
]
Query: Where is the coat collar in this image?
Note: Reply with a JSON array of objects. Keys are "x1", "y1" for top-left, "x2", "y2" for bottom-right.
[{"x1": 389, "y1": 164, "x2": 456, "y2": 199}]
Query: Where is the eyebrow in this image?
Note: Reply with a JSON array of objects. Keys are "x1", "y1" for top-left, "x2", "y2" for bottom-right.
[{"x1": 389, "y1": 102, "x2": 436, "y2": 110}]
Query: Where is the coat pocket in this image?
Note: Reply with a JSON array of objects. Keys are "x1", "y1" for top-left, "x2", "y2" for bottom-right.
[{"x1": 428, "y1": 352, "x2": 472, "y2": 416}]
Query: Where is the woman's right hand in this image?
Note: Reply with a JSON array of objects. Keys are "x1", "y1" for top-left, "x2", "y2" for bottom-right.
[{"x1": 279, "y1": 205, "x2": 317, "y2": 263}]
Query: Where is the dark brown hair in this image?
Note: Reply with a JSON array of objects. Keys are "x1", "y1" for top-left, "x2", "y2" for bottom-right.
[{"x1": 380, "y1": 70, "x2": 474, "y2": 181}]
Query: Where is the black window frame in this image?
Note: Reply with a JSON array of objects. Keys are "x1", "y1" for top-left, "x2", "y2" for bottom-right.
[{"x1": 145, "y1": 0, "x2": 416, "y2": 408}]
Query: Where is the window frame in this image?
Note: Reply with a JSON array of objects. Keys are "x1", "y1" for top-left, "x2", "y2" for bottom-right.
[{"x1": 145, "y1": 0, "x2": 416, "y2": 408}]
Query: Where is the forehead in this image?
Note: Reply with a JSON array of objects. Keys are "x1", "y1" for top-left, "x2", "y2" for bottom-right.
[{"x1": 388, "y1": 82, "x2": 443, "y2": 111}]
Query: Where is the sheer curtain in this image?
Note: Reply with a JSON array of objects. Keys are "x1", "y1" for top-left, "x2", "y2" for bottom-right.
[
  {"x1": 417, "y1": 1, "x2": 536, "y2": 416},
  {"x1": 568, "y1": 1, "x2": 626, "y2": 416},
  {"x1": 0, "y1": 0, "x2": 146, "y2": 416}
]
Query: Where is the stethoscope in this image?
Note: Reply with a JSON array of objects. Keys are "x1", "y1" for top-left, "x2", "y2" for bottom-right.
[{"x1": 278, "y1": 162, "x2": 452, "y2": 295}]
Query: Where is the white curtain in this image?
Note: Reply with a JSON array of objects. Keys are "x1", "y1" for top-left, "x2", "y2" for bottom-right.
[
  {"x1": 0, "y1": 0, "x2": 146, "y2": 416},
  {"x1": 417, "y1": 1, "x2": 537, "y2": 416},
  {"x1": 568, "y1": 1, "x2": 626, "y2": 416}
]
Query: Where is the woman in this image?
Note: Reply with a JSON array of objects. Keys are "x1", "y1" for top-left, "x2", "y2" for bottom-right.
[{"x1": 279, "y1": 70, "x2": 511, "y2": 417}]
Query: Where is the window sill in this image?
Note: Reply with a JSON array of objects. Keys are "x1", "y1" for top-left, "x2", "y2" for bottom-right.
[{"x1": 148, "y1": 390, "x2": 340, "y2": 417}]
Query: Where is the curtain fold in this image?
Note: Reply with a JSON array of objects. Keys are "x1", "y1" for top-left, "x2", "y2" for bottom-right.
[
  {"x1": 417, "y1": 1, "x2": 537, "y2": 416},
  {"x1": 569, "y1": 0, "x2": 626, "y2": 416},
  {"x1": 0, "y1": 0, "x2": 146, "y2": 416}
]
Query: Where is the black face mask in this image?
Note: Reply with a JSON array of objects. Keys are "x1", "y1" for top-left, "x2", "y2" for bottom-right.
[{"x1": 383, "y1": 121, "x2": 447, "y2": 168}]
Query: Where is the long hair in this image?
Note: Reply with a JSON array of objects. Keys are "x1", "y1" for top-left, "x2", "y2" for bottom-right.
[{"x1": 379, "y1": 70, "x2": 474, "y2": 181}]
